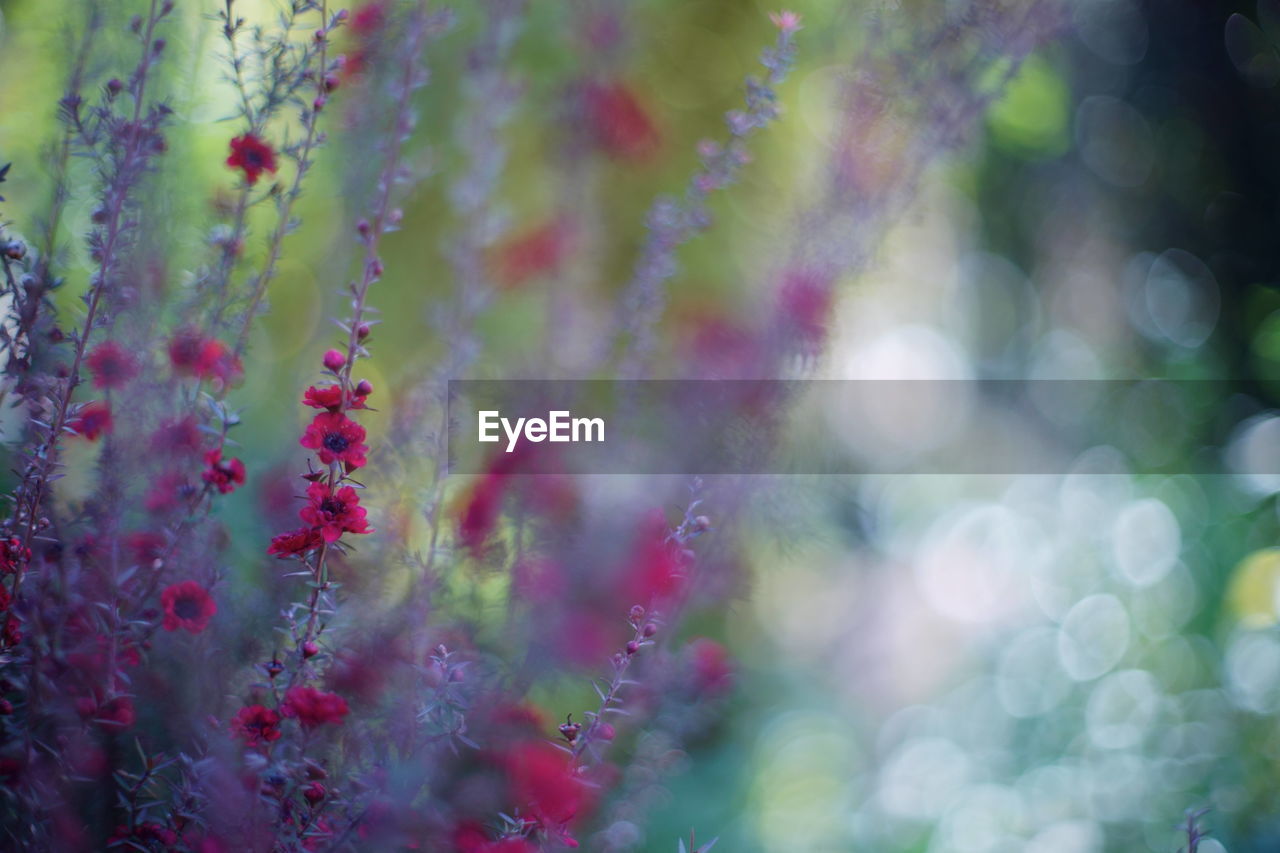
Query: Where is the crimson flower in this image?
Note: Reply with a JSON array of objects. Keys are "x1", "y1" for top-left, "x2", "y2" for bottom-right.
[
  {"x1": 687, "y1": 637, "x2": 734, "y2": 696},
  {"x1": 95, "y1": 696, "x2": 136, "y2": 732},
  {"x1": 230, "y1": 704, "x2": 282, "y2": 746},
  {"x1": 267, "y1": 526, "x2": 324, "y2": 557},
  {"x1": 583, "y1": 81, "x2": 661, "y2": 162},
  {"x1": 69, "y1": 401, "x2": 112, "y2": 441},
  {"x1": 281, "y1": 686, "x2": 349, "y2": 728},
  {"x1": 1, "y1": 537, "x2": 30, "y2": 575},
  {"x1": 495, "y1": 220, "x2": 571, "y2": 288},
  {"x1": 777, "y1": 268, "x2": 833, "y2": 346},
  {"x1": 126, "y1": 531, "x2": 167, "y2": 566},
  {"x1": 226, "y1": 133, "x2": 278, "y2": 185},
  {"x1": 152, "y1": 416, "x2": 203, "y2": 456},
  {"x1": 169, "y1": 329, "x2": 242, "y2": 383},
  {"x1": 300, "y1": 411, "x2": 368, "y2": 468},
  {"x1": 459, "y1": 472, "x2": 505, "y2": 551},
  {"x1": 145, "y1": 472, "x2": 194, "y2": 515},
  {"x1": 85, "y1": 341, "x2": 138, "y2": 389},
  {"x1": 161, "y1": 581, "x2": 217, "y2": 634},
  {"x1": 507, "y1": 741, "x2": 592, "y2": 830},
  {"x1": 302, "y1": 384, "x2": 368, "y2": 412},
  {"x1": 202, "y1": 448, "x2": 246, "y2": 494},
  {"x1": 299, "y1": 483, "x2": 371, "y2": 543}
]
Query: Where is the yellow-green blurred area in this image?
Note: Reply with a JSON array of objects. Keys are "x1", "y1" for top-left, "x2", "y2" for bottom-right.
[{"x1": 5, "y1": 0, "x2": 1280, "y2": 851}]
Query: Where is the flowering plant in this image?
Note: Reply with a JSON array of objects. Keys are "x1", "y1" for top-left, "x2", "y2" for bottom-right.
[{"x1": 0, "y1": 0, "x2": 1155, "y2": 851}]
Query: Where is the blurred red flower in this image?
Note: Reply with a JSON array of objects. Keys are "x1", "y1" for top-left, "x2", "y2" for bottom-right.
[
  {"x1": 584, "y1": 81, "x2": 661, "y2": 162},
  {"x1": 226, "y1": 134, "x2": 278, "y2": 185},
  {"x1": 85, "y1": 341, "x2": 138, "y2": 389},
  {"x1": 69, "y1": 401, "x2": 112, "y2": 441},
  {"x1": 282, "y1": 686, "x2": 349, "y2": 728},
  {"x1": 161, "y1": 581, "x2": 217, "y2": 633},
  {"x1": 506, "y1": 741, "x2": 590, "y2": 830}
]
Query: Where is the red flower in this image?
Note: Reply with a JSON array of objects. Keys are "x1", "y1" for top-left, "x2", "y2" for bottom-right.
[
  {"x1": 300, "y1": 412, "x2": 369, "y2": 468},
  {"x1": 226, "y1": 134, "x2": 278, "y2": 185},
  {"x1": 126, "y1": 531, "x2": 167, "y2": 566},
  {"x1": 777, "y1": 268, "x2": 834, "y2": 347},
  {"x1": 230, "y1": 704, "x2": 282, "y2": 746},
  {"x1": 621, "y1": 510, "x2": 688, "y2": 604},
  {"x1": 507, "y1": 741, "x2": 591, "y2": 829},
  {"x1": 0, "y1": 537, "x2": 30, "y2": 575},
  {"x1": 281, "y1": 686, "x2": 349, "y2": 728},
  {"x1": 85, "y1": 341, "x2": 138, "y2": 389},
  {"x1": 161, "y1": 581, "x2": 217, "y2": 634},
  {"x1": 459, "y1": 472, "x2": 505, "y2": 551},
  {"x1": 351, "y1": 1, "x2": 388, "y2": 35},
  {"x1": 109, "y1": 822, "x2": 177, "y2": 847},
  {"x1": 152, "y1": 416, "x2": 203, "y2": 456},
  {"x1": 687, "y1": 638, "x2": 733, "y2": 696},
  {"x1": 170, "y1": 330, "x2": 243, "y2": 383},
  {"x1": 584, "y1": 81, "x2": 661, "y2": 162},
  {"x1": 96, "y1": 695, "x2": 136, "y2": 732},
  {"x1": 267, "y1": 526, "x2": 324, "y2": 557},
  {"x1": 202, "y1": 448, "x2": 246, "y2": 494},
  {"x1": 455, "y1": 825, "x2": 536, "y2": 853},
  {"x1": 299, "y1": 483, "x2": 371, "y2": 543},
  {"x1": 495, "y1": 220, "x2": 572, "y2": 288},
  {"x1": 146, "y1": 472, "x2": 194, "y2": 514},
  {"x1": 302, "y1": 384, "x2": 369, "y2": 412},
  {"x1": 69, "y1": 401, "x2": 112, "y2": 441}
]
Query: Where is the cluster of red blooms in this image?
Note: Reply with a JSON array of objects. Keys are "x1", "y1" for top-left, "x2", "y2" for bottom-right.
[
  {"x1": 268, "y1": 348, "x2": 374, "y2": 557},
  {"x1": 0, "y1": 537, "x2": 30, "y2": 647}
]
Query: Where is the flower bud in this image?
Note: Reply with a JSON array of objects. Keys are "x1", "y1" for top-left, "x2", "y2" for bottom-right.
[
  {"x1": 559, "y1": 715, "x2": 582, "y2": 743},
  {"x1": 356, "y1": 324, "x2": 371, "y2": 340},
  {"x1": 304, "y1": 782, "x2": 326, "y2": 805},
  {"x1": 301, "y1": 641, "x2": 319, "y2": 659},
  {"x1": 322, "y1": 349, "x2": 346, "y2": 371},
  {"x1": 625, "y1": 641, "x2": 640, "y2": 655},
  {"x1": 596, "y1": 722, "x2": 616, "y2": 741},
  {"x1": 355, "y1": 379, "x2": 373, "y2": 397},
  {"x1": 642, "y1": 623, "x2": 658, "y2": 638},
  {"x1": 629, "y1": 605, "x2": 646, "y2": 624}
]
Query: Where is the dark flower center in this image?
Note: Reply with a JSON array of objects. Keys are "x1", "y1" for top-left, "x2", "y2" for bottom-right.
[
  {"x1": 320, "y1": 498, "x2": 344, "y2": 515},
  {"x1": 174, "y1": 597, "x2": 201, "y2": 620},
  {"x1": 242, "y1": 149, "x2": 264, "y2": 168},
  {"x1": 323, "y1": 432, "x2": 350, "y2": 453}
]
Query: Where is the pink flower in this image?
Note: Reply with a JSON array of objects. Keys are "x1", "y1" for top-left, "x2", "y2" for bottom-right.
[{"x1": 769, "y1": 10, "x2": 802, "y2": 33}]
